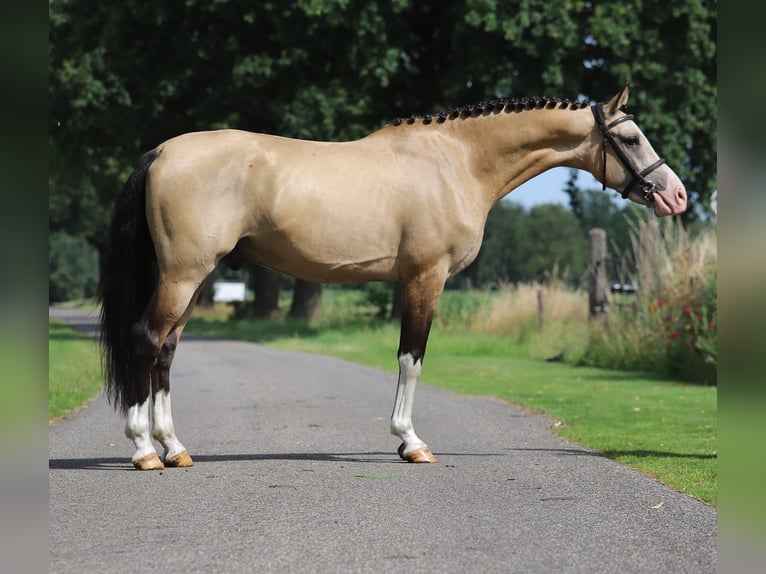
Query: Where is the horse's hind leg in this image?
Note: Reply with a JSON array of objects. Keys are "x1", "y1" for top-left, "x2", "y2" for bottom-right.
[
  {"x1": 151, "y1": 328, "x2": 193, "y2": 468},
  {"x1": 127, "y1": 277, "x2": 203, "y2": 470},
  {"x1": 125, "y1": 318, "x2": 164, "y2": 470},
  {"x1": 390, "y1": 267, "x2": 447, "y2": 463}
]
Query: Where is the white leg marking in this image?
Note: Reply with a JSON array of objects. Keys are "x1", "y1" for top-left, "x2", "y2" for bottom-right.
[
  {"x1": 125, "y1": 398, "x2": 157, "y2": 464},
  {"x1": 390, "y1": 353, "x2": 427, "y2": 455},
  {"x1": 151, "y1": 389, "x2": 187, "y2": 461}
]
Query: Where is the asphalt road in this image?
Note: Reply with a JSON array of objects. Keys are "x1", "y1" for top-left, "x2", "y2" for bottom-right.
[{"x1": 49, "y1": 307, "x2": 716, "y2": 573}]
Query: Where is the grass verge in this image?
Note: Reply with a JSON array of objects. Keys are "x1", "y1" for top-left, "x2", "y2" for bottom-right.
[{"x1": 49, "y1": 321, "x2": 103, "y2": 421}]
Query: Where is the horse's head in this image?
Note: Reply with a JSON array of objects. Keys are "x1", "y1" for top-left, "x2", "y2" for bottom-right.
[{"x1": 593, "y1": 83, "x2": 687, "y2": 217}]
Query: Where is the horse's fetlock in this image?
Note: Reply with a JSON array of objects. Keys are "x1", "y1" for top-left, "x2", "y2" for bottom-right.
[
  {"x1": 390, "y1": 420, "x2": 413, "y2": 437},
  {"x1": 151, "y1": 428, "x2": 168, "y2": 442}
]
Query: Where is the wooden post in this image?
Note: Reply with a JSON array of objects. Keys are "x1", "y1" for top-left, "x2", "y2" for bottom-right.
[
  {"x1": 537, "y1": 287, "x2": 544, "y2": 331},
  {"x1": 588, "y1": 228, "x2": 609, "y2": 320}
]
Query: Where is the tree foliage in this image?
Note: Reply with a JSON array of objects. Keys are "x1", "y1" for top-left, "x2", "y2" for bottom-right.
[
  {"x1": 567, "y1": 181, "x2": 647, "y2": 255},
  {"x1": 49, "y1": 231, "x2": 99, "y2": 303},
  {"x1": 458, "y1": 202, "x2": 587, "y2": 287},
  {"x1": 50, "y1": 0, "x2": 716, "y2": 274}
]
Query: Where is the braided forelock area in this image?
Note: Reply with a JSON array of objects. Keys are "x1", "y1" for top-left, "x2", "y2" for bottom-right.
[{"x1": 389, "y1": 96, "x2": 590, "y2": 127}]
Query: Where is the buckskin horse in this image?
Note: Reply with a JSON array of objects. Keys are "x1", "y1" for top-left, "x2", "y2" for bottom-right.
[{"x1": 99, "y1": 83, "x2": 687, "y2": 470}]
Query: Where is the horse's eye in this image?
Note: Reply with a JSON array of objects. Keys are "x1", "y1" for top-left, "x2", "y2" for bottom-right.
[{"x1": 623, "y1": 136, "x2": 640, "y2": 147}]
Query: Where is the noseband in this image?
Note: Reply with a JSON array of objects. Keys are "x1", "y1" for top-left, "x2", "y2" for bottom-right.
[{"x1": 591, "y1": 103, "x2": 666, "y2": 203}]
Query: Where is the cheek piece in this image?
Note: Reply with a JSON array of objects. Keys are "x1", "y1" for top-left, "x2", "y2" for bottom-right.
[{"x1": 591, "y1": 103, "x2": 666, "y2": 203}]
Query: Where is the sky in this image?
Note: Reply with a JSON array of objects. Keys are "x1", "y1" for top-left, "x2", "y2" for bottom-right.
[{"x1": 503, "y1": 166, "x2": 594, "y2": 209}]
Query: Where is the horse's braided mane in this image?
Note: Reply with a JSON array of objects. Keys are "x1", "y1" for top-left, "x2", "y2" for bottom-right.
[{"x1": 388, "y1": 96, "x2": 591, "y2": 127}]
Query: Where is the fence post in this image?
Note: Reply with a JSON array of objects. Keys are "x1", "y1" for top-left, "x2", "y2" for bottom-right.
[{"x1": 588, "y1": 228, "x2": 609, "y2": 320}]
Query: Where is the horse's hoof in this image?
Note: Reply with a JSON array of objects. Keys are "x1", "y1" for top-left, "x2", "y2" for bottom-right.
[
  {"x1": 133, "y1": 452, "x2": 165, "y2": 471},
  {"x1": 398, "y1": 444, "x2": 437, "y2": 463},
  {"x1": 165, "y1": 450, "x2": 194, "y2": 468}
]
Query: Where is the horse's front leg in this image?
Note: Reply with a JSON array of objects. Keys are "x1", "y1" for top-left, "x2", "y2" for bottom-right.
[
  {"x1": 392, "y1": 353, "x2": 436, "y2": 463},
  {"x1": 151, "y1": 330, "x2": 193, "y2": 468},
  {"x1": 390, "y1": 269, "x2": 446, "y2": 463}
]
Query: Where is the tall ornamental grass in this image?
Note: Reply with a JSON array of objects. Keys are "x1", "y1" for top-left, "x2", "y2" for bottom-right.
[
  {"x1": 581, "y1": 215, "x2": 717, "y2": 384},
  {"x1": 466, "y1": 279, "x2": 590, "y2": 363}
]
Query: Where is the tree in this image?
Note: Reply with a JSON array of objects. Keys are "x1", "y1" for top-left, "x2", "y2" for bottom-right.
[
  {"x1": 461, "y1": 202, "x2": 587, "y2": 288},
  {"x1": 566, "y1": 179, "x2": 646, "y2": 253},
  {"x1": 465, "y1": 201, "x2": 528, "y2": 286},
  {"x1": 520, "y1": 205, "x2": 587, "y2": 284}
]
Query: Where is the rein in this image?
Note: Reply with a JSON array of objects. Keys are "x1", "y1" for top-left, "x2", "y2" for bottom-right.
[{"x1": 591, "y1": 103, "x2": 666, "y2": 203}]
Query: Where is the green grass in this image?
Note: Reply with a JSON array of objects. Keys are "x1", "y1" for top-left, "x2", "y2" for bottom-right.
[
  {"x1": 186, "y1": 311, "x2": 717, "y2": 506},
  {"x1": 48, "y1": 321, "x2": 103, "y2": 420}
]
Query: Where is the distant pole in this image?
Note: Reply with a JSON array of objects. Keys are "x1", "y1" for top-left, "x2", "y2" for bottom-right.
[
  {"x1": 537, "y1": 287, "x2": 544, "y2": 330},
  {"x1": 588, "y1": 228, "x2": 609, "y2": 320}
]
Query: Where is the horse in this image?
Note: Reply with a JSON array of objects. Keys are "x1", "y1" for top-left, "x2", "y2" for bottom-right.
[{"x1": 98, "y1": 82, "x2": 687, "y2": 470}]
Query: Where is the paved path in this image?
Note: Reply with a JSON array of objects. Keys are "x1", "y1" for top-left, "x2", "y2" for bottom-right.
[{"x1": 49, "y1": 307, "x2": 716, "y2": 573}]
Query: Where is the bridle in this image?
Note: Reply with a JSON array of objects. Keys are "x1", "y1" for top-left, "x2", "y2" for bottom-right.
[{"x1": 591, "y1": 103, "x2": 666, "y2": 203}]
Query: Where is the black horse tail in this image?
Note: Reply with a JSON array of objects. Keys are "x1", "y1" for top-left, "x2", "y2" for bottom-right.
[{"x1": 97, "y1": 149, "x2": 160, "y2": 414}]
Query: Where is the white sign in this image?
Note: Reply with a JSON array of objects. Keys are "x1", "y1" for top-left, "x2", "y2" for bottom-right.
[{"x1": 212, "y1": 281, "x2": 247, "y2": 302}]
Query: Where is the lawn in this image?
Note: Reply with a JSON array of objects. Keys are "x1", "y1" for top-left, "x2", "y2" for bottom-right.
[{"x1": 49, "y1": 321, "x2": 103, "y2": 420}]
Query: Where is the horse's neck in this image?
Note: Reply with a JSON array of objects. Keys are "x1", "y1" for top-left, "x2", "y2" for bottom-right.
[
  {"x1": 467, "y1": 108, "x2": 596, "y2": 205},
  {"x1": 439, "y1": 107, "x2": 596, "y2": 207}
]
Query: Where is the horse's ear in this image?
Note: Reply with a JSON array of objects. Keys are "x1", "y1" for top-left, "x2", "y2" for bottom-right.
[{"x1": 605, "y1": 81, "x2": 630, "y2": 115}]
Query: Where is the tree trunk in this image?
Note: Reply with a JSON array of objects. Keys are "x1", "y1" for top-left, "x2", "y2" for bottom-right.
[
  {"x1": 250, "y1": 265, "x2": 281, "y2": 318},
  {"x1": 289, "y1": 280, "x2": 322, "y2": 321}
]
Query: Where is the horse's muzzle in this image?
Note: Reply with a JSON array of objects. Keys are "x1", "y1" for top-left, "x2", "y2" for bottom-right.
[{"x1": 652, "y1": 168, "x2": 687, "y2": 216}]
